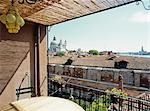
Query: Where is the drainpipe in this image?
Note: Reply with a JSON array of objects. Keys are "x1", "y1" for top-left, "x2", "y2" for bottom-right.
[
  {"x1": 0, "y1": 23, "x2": 1, "y2": 42},
  {"x1": 46, "y1": 26, "x2": 49, "y2": 96},
  {"x1": 47, "y1": 26, "x2": 49, "y2": 65},
  {"x1": 35, "y1": 24, "x2": 41, "y2": 96}
]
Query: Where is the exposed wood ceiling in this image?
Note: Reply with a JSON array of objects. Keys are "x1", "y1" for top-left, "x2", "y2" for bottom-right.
[{"x1": 0, "y1": 0, "x2": 140, "y2": 25}]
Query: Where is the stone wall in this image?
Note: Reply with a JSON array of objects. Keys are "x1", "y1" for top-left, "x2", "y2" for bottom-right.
[{"x1": 48, "y1": 64, "x2": 150, "y2": 89}]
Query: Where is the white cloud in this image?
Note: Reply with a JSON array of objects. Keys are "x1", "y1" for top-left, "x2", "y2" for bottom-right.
[{"x1": 130, "y1": 11, "x2": 150, "y2": 23}]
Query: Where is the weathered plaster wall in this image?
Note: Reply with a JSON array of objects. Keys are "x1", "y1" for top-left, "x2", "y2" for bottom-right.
[
  {"x1": 0, "y1": 22, "x2": 48, "y2": 107},
  {"x1": 0, "y1": 53, "x2": 31, "y2": 108},
  {"x1": 0, "y1": 22, "x2": 35, "y2": 108},
  {"x1": 48, "y1": 65, "x2": 150, "y2": 89}
]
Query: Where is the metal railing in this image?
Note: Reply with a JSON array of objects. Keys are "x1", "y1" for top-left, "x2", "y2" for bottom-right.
[
  {"x1": 48, "y1": 81, "x2": 150, "y2": 111},
  {"x1": 137, "y1": 92, "x2": 150, "y2": 102},
  {"x1": 16, "y1": 72, "x2": 33, "y2": 100}
]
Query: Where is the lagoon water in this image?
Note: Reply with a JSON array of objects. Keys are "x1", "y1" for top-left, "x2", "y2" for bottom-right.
[{"x1": 119, "y1": 53, "x2": 150, "y2": 58}]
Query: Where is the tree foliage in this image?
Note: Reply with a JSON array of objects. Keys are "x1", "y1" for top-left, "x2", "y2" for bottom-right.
[
  {"x1": 56, "y1": 51, "x2": 65, "y2": 57},
  {"x1": 89, "y1": 50, "x2": 99, "y2": 55},
  {"x1": 72, "y1": 88, "x2": 127, "y2": 111}
]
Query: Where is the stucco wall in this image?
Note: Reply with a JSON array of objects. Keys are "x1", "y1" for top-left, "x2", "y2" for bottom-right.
[
  {"x1": 0, "y1": 22, "x2": 48, "y2": 107},
  {"x1": 48, "y1": 65, "x2": 150, "y2": 89},
  {"x1": 0, "y1": 22, "x2": 35, "y2": 108},
  {"x1": 0, "y1": 53, "x2": 31, "y2": 108},
  {"x1": 0, "y1": 22, "x2": 35, "y2": 82}
]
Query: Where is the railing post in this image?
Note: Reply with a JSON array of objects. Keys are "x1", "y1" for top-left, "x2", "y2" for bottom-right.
[{"x1": 138, "y1": 98, "x2": 141, "y2": 111}]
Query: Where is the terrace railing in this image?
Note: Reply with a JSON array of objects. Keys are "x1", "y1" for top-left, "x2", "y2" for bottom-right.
[{"x1": 48, "y1": 80, "x2": 150, "y2": 111}]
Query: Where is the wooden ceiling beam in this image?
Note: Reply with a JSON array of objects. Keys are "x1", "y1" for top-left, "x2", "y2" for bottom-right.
[{"x1": 0, "y1": 0, "x2": 140, "y2": 25}]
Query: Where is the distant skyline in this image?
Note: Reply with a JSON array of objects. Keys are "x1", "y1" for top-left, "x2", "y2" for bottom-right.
[{"x1": 48, "y1": 2, "x2": 150, "y2": 52}]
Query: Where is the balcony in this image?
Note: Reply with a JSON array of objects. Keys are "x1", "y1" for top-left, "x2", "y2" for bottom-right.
[
  {"x1": 48, "y1": 80, "x2": 150, "y2": 111},
  {"x1": 48, "y1": 80, "x2": 149, "y2": 111},
  {"x1": 48, "y1": 64, "x2": 150, "y2": 111}
]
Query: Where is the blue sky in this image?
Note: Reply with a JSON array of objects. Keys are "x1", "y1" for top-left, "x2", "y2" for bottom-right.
[{"x1": 48, "y1": 2, "x2": 150, "y2": 52}]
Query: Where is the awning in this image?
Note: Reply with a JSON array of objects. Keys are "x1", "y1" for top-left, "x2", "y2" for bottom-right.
[{"x1": 0, "y1": 0, "x2": 140, "y2": 25}]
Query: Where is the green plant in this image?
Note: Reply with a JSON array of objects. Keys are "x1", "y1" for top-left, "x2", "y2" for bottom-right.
[
  {"x1": 56, "y1": 51, "x2": 65, "y2": 57},
  {"x1": 89, "y1": 50, "x2": 99, "y2": 55},
  {"x1": 50, "y1": 75, "x2": 66, "y2": 84},
  {"x1": 90, "y1": 95, "x2": 111, "y2": 111},
  {"x1": 72, "y1": 88, "x2": 127, "y2": 111},
  {"x1": 72, "y1": 95, "x2": 111, "y2": 111},
  {"x1": 106, "y1": 88, "x2": 128, "y2": 98}
]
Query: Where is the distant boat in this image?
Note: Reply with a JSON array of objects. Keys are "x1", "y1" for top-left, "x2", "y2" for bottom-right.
[
  {"x1": 133, "y1": 46, "x2": 150, "y2": 55},
  {"x1": 138, "y1": 46, "x2": 150, "y2": 55}
]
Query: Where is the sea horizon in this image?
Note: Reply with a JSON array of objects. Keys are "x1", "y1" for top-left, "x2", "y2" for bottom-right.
[{"x1": 119, "y1": 53, "x2": 150, "y2": 58}]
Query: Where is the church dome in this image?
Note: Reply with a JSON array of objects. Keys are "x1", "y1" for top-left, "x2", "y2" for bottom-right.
[
  {"x1": 50, "y1": 41, "x2": 57, "y2": 45},
  {"x1": 50, "y1": 37, "x2": 57, "y2": 46},
  {"x1": 49, "y1": 36, "x2": 67, "y2": 52}
]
